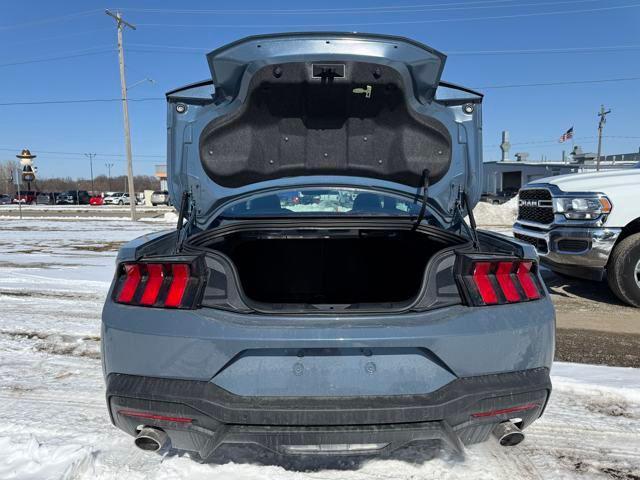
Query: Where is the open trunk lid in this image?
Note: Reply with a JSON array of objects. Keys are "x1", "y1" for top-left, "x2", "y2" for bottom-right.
[{"x1": 166, "y1": 32, "x2": 483, "y2": 228}]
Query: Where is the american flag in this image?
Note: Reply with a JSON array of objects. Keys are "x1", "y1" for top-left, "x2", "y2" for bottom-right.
[{"x1": 559, "y1": 127, "x2": 574, "y2": 143}]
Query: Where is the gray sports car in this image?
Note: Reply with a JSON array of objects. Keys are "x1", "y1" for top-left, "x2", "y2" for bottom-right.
[{"x1": 101, "y1": 33, "x2": 554, "y2": 464}]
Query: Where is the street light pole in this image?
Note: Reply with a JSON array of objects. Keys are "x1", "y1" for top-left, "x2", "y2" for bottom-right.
[
  {"x1": 105, "y1": 162, "x2": 114, "y2": 191},
  {"x1": 85, "y1": 153, "x2": 96, "y2": 193},
  {"x1": 106, "y1": 9, "x2": 137, "y2": 221}
]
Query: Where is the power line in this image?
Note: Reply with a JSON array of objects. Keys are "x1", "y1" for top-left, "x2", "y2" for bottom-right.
[
  {"x1": 122, "y1": 0, "x2": 602, "y2": 16},
  {"x1": 128, "y1": 43, "x2": 206, "y2": 52},
  {"x1": 2, "y1": 28, "x2": 113, "y2": 48},
  {"x1": 484, "y1": 136, "x2": 597, "y2": 147},
  {"x1": 135, "y1": 2, "x2": 640, "y2": 28},
  {"x1": 0, "y1": 9, "x2": 101, "y2": 31},
  {"x1": 476, "y1": 75, "x2": 640, "y2": 89},
  {"x1": 119, "y1": 0, "x2": 517, "y2": 14},
  {"x1": 0, "y1": 48, "x2": 114, "y2": 68},
  {"x1": 448, "y1": 44, "x2": 640, "y2": 56},
  {"x1": 484, "y1": 135, "x2": 640, "y2": 149},
  {"x1": 0, "y1": 147, "x2": 163, "y2": 161},
  {"x1": 0, "y1": 97, "x2": 163, "y2": 106}
]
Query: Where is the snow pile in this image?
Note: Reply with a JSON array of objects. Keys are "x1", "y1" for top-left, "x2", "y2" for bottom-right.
[
  {"x1": 163, "y1": 211, "x2": 179, "y2": 223},
  {"x1": 472, "y1": 197, "x2": 518, "y2": 227},
  {"x1": 0, "y1": 437, "x2": 95, "y2": 480}
]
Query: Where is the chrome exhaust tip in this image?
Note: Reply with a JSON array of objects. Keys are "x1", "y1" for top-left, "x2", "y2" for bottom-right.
[
  {"x1": 134, "y1": 427, "x2": 169, "y2": 452},
  {"x1": 492, "y1": 421, "x2": 525, "y2": 447}
]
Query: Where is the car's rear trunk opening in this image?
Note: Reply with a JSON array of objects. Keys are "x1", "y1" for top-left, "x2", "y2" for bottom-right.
[{"x1": 197, "y1": 227, "x2": 465, "y2": 307}]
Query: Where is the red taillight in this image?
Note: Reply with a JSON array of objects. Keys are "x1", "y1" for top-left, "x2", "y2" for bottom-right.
[
  {"x1": 113, "y1": 259, "x2": 203, "y2": 309},
  {"x1": 117, "y1": 264, "x2": 141, "y2": 303},
  {"x1": 458, "y1": 256, "x2": 544, "y2": 306},
  {"x1": 139, "y1": 263, "x2": 164, "y2": 306},
  {"x1": 164, "y1": 264, "x2": 190, "y2": 308},
  {"x1": 517, "y1": 262, "x2": 541, "y2": 300},
  {"x1": 473, "y1": 262, "x2": 498, "y2": 305},
  {"x1": 495, "y1": 261, "x2": 520, "y2": 303}
]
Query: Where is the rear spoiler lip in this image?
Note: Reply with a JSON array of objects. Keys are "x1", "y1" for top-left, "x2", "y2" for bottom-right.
[{"x1": 206, "y1": 31, "x2": 446, "y2": 63}]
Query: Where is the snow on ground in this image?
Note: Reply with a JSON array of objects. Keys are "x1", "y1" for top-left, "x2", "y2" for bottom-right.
[{"x1": 0, "y1": 217, "x2": 639, "y2": 480}]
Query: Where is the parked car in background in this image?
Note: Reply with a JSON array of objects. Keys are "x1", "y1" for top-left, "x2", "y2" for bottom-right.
[
  {"x1": 104, "y1": 192, "x2": 134, "y2": 205},
  {"x1": 0, "y1": 194, "x2": 12, "y2": 205},
  {"x1": 102, "y1": 33, "x2": 554, "y2": 463},
  {"x1": 13, "y1": 191, "x2": 37, "y2": 204},
  {"x1": 55, "y1": 190, "x2": 91, "y2": 205},
  {"x1": 514, "y1": 167, "x2": 640, "y2": 307},
  {"x1": 150, "y1": 190, "x2": 170, "y2": 206},
  {"x1": 90, "y1": 195, "x2": 104, "y2": 206},
  {"x1": 36, "y1": 192, "x2": 52, "y2": 205}
]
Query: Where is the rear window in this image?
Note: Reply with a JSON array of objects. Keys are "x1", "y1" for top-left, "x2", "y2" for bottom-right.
[{"x1": 220, "y1": 188, "x2": 422, "y2": 218}]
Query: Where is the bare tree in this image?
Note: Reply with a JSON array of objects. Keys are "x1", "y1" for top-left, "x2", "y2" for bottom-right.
[{"x1": 0, "y1": 160, "x2": 19, "y2": 195}]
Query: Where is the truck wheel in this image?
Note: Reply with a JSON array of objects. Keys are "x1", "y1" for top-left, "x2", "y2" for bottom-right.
[{"x1": 607, "y1": 233, "x2": 640, "y2": 308}]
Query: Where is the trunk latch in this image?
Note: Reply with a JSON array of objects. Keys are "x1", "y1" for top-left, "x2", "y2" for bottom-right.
[{"x1": 312, "y1": 63, "x2": 345, "y2": 79}]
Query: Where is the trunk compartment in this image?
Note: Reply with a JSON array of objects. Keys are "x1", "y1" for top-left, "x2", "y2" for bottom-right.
[{"x1": 188, "y1": 224, "x2": 466, "y2": 310}]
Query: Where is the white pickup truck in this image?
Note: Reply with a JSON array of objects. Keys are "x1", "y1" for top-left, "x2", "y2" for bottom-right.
[{"x1": 513, "y1": 165, "x2": 640, "y2": 307}]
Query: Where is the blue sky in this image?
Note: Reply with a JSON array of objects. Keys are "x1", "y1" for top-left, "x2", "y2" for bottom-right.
[{"x1": 1, "y1": 0, "x2": 639, "y2": 179}]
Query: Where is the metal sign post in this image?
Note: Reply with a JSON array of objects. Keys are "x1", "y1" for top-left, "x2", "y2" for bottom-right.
[{"x1": 14, "y1": 168, "x2": 22, "y2": 220}]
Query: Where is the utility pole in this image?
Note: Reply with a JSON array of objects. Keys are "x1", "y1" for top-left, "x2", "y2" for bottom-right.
[
  {"x1": 84, "y1": 153, "x2": 96, "y2": 194},
  {"x1": 595, "y1": 104, "x2": 611, "y2": 172},
  {"x1": 105, "y1": 162, "x2": 114, "y2": 191},
  {"x1": 106, "y1": 9, "x2": 137, "y2": 220}
]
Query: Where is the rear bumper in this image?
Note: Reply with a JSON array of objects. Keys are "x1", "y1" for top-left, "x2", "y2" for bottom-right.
[
  {"x1": 107, "y1": 368, "x2": 550, "y2": 461},
  {"x1": 514, "y1": 224, "x2": 621, "y2": 281},
  {"x1": 102, "y1": 301, "x2": 555, "y2": 382}
]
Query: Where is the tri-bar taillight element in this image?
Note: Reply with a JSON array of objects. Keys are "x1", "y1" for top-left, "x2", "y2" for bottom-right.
[
  {"x1": 456, "y1": 256, "x2": 545, "y2": 306},
  {"x1": 113, "y1": 258, "x2": 205, "y2": 309}
]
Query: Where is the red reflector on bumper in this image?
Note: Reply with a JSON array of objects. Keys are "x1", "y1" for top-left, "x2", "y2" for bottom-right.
[
  {"x1": 118, "y1": 409, "x2": 193, "y2": 423},
  {"x1": 471, "y1": 403, "x2": 539, "y2": 418}
]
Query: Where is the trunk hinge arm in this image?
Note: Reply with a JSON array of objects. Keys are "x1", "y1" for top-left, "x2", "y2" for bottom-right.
[
  {"x1": 175, "y1": 190, "x2": 196, "y2": 253},
  {"x1": 412, "y1": 169, "x2": 430, "y2": 231},
  {"x1": 454, "y1": 187, "x2": 480, "y2": 250}
]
